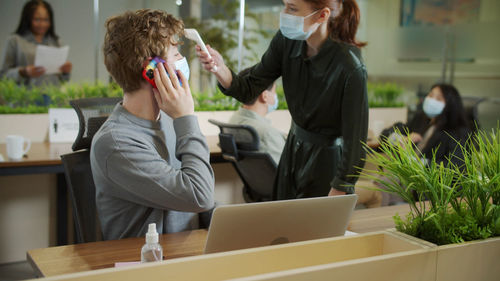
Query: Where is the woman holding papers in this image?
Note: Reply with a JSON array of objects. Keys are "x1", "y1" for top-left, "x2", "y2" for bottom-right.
[
  {"x1": 197, "y1": 0, "x2": 367, "y2": 199},
  {"x1": 0, "y1": 0, "x2": 72, "y2": 88}
]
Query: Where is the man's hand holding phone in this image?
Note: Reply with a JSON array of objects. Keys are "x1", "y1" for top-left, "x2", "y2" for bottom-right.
[{"x1": 152, "y1": 62, "x2": 194, "y2": 119}]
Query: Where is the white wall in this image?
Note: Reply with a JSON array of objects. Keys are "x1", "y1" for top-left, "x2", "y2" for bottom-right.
[
  {"x1": 361, "y1": 0, "x2": 500, "y2": 99},
  {"x1": 0, "y1": 175, "x2": 57, "y2": 263}
]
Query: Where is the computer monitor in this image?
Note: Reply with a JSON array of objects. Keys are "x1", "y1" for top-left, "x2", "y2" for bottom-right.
[{"x1": 204, "y1": 194, "x2": 358, "y2": 254}]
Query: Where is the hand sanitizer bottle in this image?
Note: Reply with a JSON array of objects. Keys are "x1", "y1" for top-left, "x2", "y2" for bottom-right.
[{"x1": 141, "y1": 223, "x2": 163, "y2": 263}]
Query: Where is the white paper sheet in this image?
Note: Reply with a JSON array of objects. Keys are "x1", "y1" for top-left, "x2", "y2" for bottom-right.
[
  {"x1": 48, "y1": 108, "x2": 79, "y2": 143},
  {"x1": 34, "y1": 45, "x2": 69, "y2": 74}
]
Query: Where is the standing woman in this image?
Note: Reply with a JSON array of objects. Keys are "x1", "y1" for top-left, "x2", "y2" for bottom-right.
[
  {"x1": 1, "y1": 0, "x2": 72, "y2": 87},
  {"x1": 198, "y1": 0, "x2": 368, "y2": 199}
]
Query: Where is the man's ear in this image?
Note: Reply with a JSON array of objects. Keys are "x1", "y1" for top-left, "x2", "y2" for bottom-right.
[{"x1": 258, "y1": 91, "x2": 269, "y2": 104}]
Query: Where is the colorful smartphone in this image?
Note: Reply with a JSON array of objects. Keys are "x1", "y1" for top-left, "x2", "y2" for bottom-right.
[{"x1": 142, "y1": 57, "x2": 166, "y2": 88}]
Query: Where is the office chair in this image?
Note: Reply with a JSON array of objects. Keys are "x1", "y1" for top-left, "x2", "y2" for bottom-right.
[
  {"x1": 61, "y1": 97, "x2": 122, "y2": 243},
  {"x1": 462, "y1": 96, "x2": 486, "y2": 131},
  {"x1": 208, "y1": 119, "x2": 277, "y2": 202}
]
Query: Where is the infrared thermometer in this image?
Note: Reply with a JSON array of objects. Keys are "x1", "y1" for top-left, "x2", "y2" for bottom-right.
[{"x1": 184, "y1": 28, "x2": 218, "y2": 72}]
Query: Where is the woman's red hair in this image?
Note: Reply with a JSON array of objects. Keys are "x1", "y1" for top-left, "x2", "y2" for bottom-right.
[{"x1": 304, "y1": 0, "x2": 367, "y2": 48}]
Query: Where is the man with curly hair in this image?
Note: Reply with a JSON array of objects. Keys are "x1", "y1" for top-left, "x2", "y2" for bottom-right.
[{"x1": 90, "y1": 9, "x2": 214, "y2": 240}]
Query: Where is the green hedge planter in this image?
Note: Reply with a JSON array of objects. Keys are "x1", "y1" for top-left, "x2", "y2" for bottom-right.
[
  {"x1": 1, "y1": 79, "x2": 406, "y2": 114},
  {"x1": 0, "y1": 79, "x2": 289, "y2": 114}
]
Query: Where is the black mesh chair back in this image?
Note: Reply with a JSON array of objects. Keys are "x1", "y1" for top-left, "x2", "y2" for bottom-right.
[
  {"x1": 61, "y1": 150, "x2": 101, "y2": 243},
  {"x1": 61, "y1": 97, "x2": 121, "y2": 243},
  {"x1": 476, "y1": 97, "x2": 500, "y2": 133},
  {"x1": 70, "y1": 97, "x2": 122, "y2": 151},
  {"x1": 209, "y1": 119, "x2": 277, "y2": 202}
]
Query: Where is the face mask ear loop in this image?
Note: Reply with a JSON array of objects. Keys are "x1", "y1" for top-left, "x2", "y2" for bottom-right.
[{"x1": 304, "y1": 9, "x2": 321, "y2": 20}]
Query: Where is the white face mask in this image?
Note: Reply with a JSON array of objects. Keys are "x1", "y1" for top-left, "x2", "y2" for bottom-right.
[
  {"x1": 423, "y1": 97, "x2": 445, "y2": 118},
  {"x1": 174, "y1": 57, "x2": 190, "y2": 81},
  {"x1": 279, "y1": 10, "x2": 320, "y2": 41},
  {"x1": 267, "y1": 93, "x2": 279, "y2": 113}
]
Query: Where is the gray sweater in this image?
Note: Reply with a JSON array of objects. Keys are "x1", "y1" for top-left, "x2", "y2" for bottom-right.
[
  {"x1": 90, "y1": 104, "x2": 215, "y2": 240},
  {"x1": 229, "y1": 108, "x2": 286, "y2": 164}
]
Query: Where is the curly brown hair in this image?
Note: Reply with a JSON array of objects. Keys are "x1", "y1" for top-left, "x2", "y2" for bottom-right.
[{"x1": 103, "y1": 9, "x2": 184, "y2": 92}]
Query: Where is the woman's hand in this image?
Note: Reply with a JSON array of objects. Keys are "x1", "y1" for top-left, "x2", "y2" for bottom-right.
[
  {"x1": 22, "y1": 65, "x2": 45, "y2": 78},
  {"x1": 195, "y1": 45, "x2": 233, "y2": 89},
  {"x1": 60, "y1": 61, "x2": 72, "y2": 74},
  {"x1": 152, "y1": 62, "x2": 194, "y2": 119},
  {"x1": 195, "y1": 44, "x2": 224, "y2": 73},
  {"x1": 328, "y1": 188, "x2": 347, "y2": 196},
  {"x1": 410, "y1": 133, "x2": 423, "y2": 144}
]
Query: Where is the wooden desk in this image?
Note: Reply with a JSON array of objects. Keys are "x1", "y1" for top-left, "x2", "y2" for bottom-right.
[
  {"x1": 0, "y1": 137, "x2": 223, "y2": 170},
  {"x1": 0, "y1": 142, "x2": 72, "y2": 173},
  {"x1": 27, "y1": 203, "x2": 411, "y2": 277},
  {"x1": 0, "y1": 138, "x2": 222, "y2": 245},
  {"x1": 0, "y1": 142, "x2": 73, "y2": 245},
  {"x1": 206, "y1": 135, "x2": 223, "y2": 163}
]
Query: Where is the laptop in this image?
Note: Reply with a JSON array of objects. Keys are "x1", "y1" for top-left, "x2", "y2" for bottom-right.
[{"x1": 204, "y1": 194, "x2": 358, "y2": 254}]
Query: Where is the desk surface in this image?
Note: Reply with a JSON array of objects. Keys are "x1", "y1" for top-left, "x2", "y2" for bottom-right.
[
  {"x1": 0, "y1": 137, "x2": 377, "y2": 170},
  {"x1": 0, "y1": 137, "x2": 222, "y2": 169},
  {"x1": 27, "y1": 203, "x2": 411, "y2": 277},
  {"x1": 0, "y1": 142, "x2": 73, "y2": 168}
]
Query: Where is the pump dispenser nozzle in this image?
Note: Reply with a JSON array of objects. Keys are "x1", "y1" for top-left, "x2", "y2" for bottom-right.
[
  {"x1": 141, "y1": 223, "x2": 163, "y2": 263},
  {"x1": 146, "y1": 223, "x2": 159, "y2": 244}
]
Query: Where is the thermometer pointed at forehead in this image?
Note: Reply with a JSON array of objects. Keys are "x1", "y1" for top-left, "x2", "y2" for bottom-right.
[{"x1": 184, "y1": 28, "x2": 218, "y2": 72}]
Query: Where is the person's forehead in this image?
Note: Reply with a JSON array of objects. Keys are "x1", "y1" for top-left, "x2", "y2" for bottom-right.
[{"x1": 34, "y1": 6, "x2": 49, "y2": 15}]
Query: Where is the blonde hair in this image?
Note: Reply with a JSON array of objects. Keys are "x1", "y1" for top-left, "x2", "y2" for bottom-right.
[{"x1": 103, "y1": 9, "x2": 184, "y2": 92}]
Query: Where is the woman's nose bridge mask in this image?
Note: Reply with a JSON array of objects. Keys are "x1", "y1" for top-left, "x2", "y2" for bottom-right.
[{"x1": 279, "y1": 9, "x2": 321, "y2": 41}]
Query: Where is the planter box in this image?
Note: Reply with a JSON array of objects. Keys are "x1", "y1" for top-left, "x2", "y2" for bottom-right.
[
  {"x1": 1, "y1": 108, "x2": 402, "y2": 143},
  {"x1": 196, "y1": 110, "x2": 291, "y2": 136},
  {"x1": 368, "y1": 107, "x2": 408, "y2": 139},
  {"x1": 390, "y1": 230, "x2": 500, "y2": 281},
  {"x1": 34, "y1": 231, "x2": 436, "y2": 281},
  {"x1": 435, "y1": 236, "x2": 500, "y2": 281},
  {"x1": 0, "y1": 113, "x2": 49, "y2": 143},
  {"x1": 0, "y1": 110, "x2": 292, "y2": 143}
]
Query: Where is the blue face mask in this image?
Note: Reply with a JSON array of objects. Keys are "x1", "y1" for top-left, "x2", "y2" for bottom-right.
[
  {"x1": 279, "y1": 10, "x2": 320, "y2": 41},
  {"x1": 423, "y1": 97, "x2": 445, "y2": 118},
  {"x1": 268, "y1": 93, "x2": 279, "y2": 113},
  {"x1": 174, "y1": 57, "x2": 190, "y2": 81}
]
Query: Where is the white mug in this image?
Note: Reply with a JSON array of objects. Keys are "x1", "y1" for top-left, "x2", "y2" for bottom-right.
[{"x1": 6, "y1": 135, "x2": 31, "y2": 160}]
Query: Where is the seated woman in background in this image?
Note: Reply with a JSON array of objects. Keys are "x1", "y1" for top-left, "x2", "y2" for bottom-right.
[
  {"x1": 376, "y1": 84, "x2": 471, "y2": 205},
  {"x1": 0, "y1": 0, "x2": 72, "y2": 87},
  {"x1": 381, "y1": 83, "x2": 472, "y2": 167}
]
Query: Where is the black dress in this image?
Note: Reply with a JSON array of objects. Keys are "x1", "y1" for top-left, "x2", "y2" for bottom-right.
[{"x1": 220, "y1": 31, "x2": 368, "y2": 199}]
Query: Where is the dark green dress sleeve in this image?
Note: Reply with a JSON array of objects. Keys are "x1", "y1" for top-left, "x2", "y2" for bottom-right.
[
  {"x1": 218, "y1": 32, "x2": 283, "y2": 104},
  {"x1": 330, "y1": 66, "x2": 368, "y2": 193}
]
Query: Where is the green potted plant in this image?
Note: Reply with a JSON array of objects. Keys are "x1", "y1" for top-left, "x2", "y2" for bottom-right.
[
  {"x1": 0, "y1": 79, "x2": 123, "y2": 142},
  {"x1": 360, "y1": 127, "x2": 500, "y2": 280},
  {"x1": 367, "y1": 82, "x2": 405, "y2": 108},
  {"x1": 366, "y1": 82, "x2": 408, "y2": 139}
]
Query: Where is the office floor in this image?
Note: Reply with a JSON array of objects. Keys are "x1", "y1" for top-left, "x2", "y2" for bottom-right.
[{"x1": 0, "y1": 261, "x2": 36, "y2": 281}]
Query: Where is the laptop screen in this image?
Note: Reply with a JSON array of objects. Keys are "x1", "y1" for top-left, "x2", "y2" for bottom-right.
[{"x1": 204, "y1": 194, "x2": 358, "y2": 254}]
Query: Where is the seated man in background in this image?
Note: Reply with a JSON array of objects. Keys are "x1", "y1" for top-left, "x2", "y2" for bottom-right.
[
  {"x1": 228, "y1": 68, "x2": 286, "y2": 164},
  {"x1": 91, "y1": 9, "x2": 214, "y2": 240}
]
